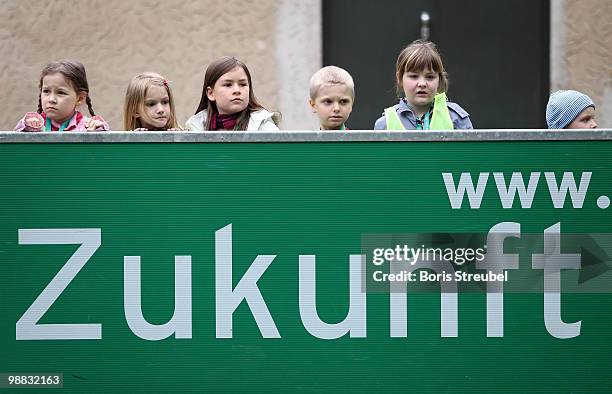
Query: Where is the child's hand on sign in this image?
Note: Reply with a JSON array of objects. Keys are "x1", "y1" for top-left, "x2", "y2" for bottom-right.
[{"x1": 86, "y1": 115, "x2": 106, "y2": 131}]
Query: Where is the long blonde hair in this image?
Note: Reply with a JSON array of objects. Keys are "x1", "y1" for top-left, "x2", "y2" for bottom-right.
[{"x1": 123, "y1": 72, "x2": 179, "y2": 130}]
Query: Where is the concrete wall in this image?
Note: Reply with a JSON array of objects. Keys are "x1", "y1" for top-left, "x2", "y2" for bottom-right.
[
  {"x1": 551, "y1": 0, "x2": 612, "y2": 127},
  {"x1": 2, "y1": 1, "x2": 611, "y2": 130},
  {"x1": 0, "y1": 0, "x2": 321, "y2": 130}
]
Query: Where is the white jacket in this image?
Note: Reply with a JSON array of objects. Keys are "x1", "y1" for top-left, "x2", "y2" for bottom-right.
[{"x1": 185, "y1": 109, "x2": 279, "y2": 131}]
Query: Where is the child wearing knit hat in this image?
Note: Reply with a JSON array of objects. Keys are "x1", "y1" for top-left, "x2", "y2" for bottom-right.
[{"x1": 546, "y1": 90, "x2": 597, "y2": 129}]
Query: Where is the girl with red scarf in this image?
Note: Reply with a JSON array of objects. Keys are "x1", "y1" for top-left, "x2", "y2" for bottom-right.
[{"x1": 185, "y1": 57, "x2": 280, "y2": 131}]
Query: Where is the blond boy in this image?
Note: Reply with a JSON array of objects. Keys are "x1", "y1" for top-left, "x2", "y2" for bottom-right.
[{"x1": 309, "y1": 66, "x2": 355, "y2": 130}]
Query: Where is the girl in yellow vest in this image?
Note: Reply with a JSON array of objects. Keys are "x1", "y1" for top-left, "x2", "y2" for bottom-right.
[{"x1": 373, "y1": 40, "x2": 473, "y2": 130}]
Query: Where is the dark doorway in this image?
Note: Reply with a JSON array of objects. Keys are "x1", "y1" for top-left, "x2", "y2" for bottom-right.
[{"x1": 323, "y1": 0, "x2": 550, "y2": 129}]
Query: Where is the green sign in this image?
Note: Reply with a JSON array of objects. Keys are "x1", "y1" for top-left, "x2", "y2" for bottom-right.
[{"x1": 1, "y1": 134, "x2": 612, "y2": 392}]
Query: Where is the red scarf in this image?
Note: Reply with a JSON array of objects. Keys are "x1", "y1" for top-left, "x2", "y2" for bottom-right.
[{"x1": 210, "y1": 112, "x2": 241, "y2": 130}]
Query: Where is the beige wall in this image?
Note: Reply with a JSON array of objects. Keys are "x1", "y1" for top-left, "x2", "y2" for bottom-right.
[
  {"x1": 3, "y1": 1, "x2": 611, "y2": 130},
  {"x1": 551, "y1": 0, "x2": 612, "y2": 127},
  {"x1": 0, "y1": 0, "x2": 321, "y2": 130}
]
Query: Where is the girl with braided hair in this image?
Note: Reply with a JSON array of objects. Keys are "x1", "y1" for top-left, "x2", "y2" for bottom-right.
[{"x1": 14, "y1": 60, "x2": 110, "y2": 131}]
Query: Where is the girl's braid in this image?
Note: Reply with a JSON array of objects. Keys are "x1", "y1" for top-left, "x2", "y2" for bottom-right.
[{"x1": 85, "y1": 96, "x2": 96, "y2": 116}]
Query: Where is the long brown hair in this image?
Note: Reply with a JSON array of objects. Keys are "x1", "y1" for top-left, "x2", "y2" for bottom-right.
[
  {"x1": 123, "y1": 72, "x2": 179, "y2": 130},
  {"x1": 37, "y1": 60, "x2": 97, "y2": 116},
  {"x1": 195, "y1": 56, "x2": 275, "y2": 130}
]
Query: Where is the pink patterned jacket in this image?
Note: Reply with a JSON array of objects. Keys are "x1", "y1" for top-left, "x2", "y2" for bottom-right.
[{"x1": 14, "y1": 111, "x2": 110, "y2": 131}]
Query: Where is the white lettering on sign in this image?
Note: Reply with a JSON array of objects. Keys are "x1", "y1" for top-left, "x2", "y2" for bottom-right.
[
  {"x1": 124, "y1": 255, "x2": 192, "y2": 340},
  {"x1": 16, "y1": 229, "x2": 102, "y2": 340},
  {"x1": 442, "y1": 172, "x2": 592, "y2": 209},
  {"x1": 532, "y1": 223, "x2": 582, "y2": 339},
  {"x1": 215, "y1": 224, "x2": 280, "y2": 339},
  {"x1": 298, "y1": 254, "x2": 366, "y2": 339},
  {"x1": 16, "y1": 222, "x2": 583, "y2": 340}
]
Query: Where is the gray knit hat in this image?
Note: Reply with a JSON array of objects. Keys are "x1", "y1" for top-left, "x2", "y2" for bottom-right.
[{"x1": 546, "y1": 90, "x2": 595, "y2": 129}]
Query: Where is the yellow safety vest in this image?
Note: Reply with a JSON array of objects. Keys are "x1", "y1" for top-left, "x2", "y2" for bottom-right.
[{"x1": 385, "y1": 92, "x2": 454, "y2": 130}]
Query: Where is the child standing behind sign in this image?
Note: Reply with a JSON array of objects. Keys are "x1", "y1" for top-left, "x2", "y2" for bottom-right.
[
  {"x1": 14, "y1": 60, "x2": 110, "y2": 132},
  {"x1": 546, "y1": 90, "x2": 597, "y2": 129},
  {"x1": 308, "y1": 66, "x2": 354, "y2": 130},
  {"x1": 374, "y1": 40, "x2": 472, "y2": 130},
  {"x1": 123, "y1": 72, "x2": 181, "y2": 131},
  {"x1": 185, "y1": 57, "x2": 279, "y2": 131}
]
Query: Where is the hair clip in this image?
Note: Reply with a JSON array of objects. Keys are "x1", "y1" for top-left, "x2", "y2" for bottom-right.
[{"x1": 162, "y1": 78, "x2": 169, "y2": 86}]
